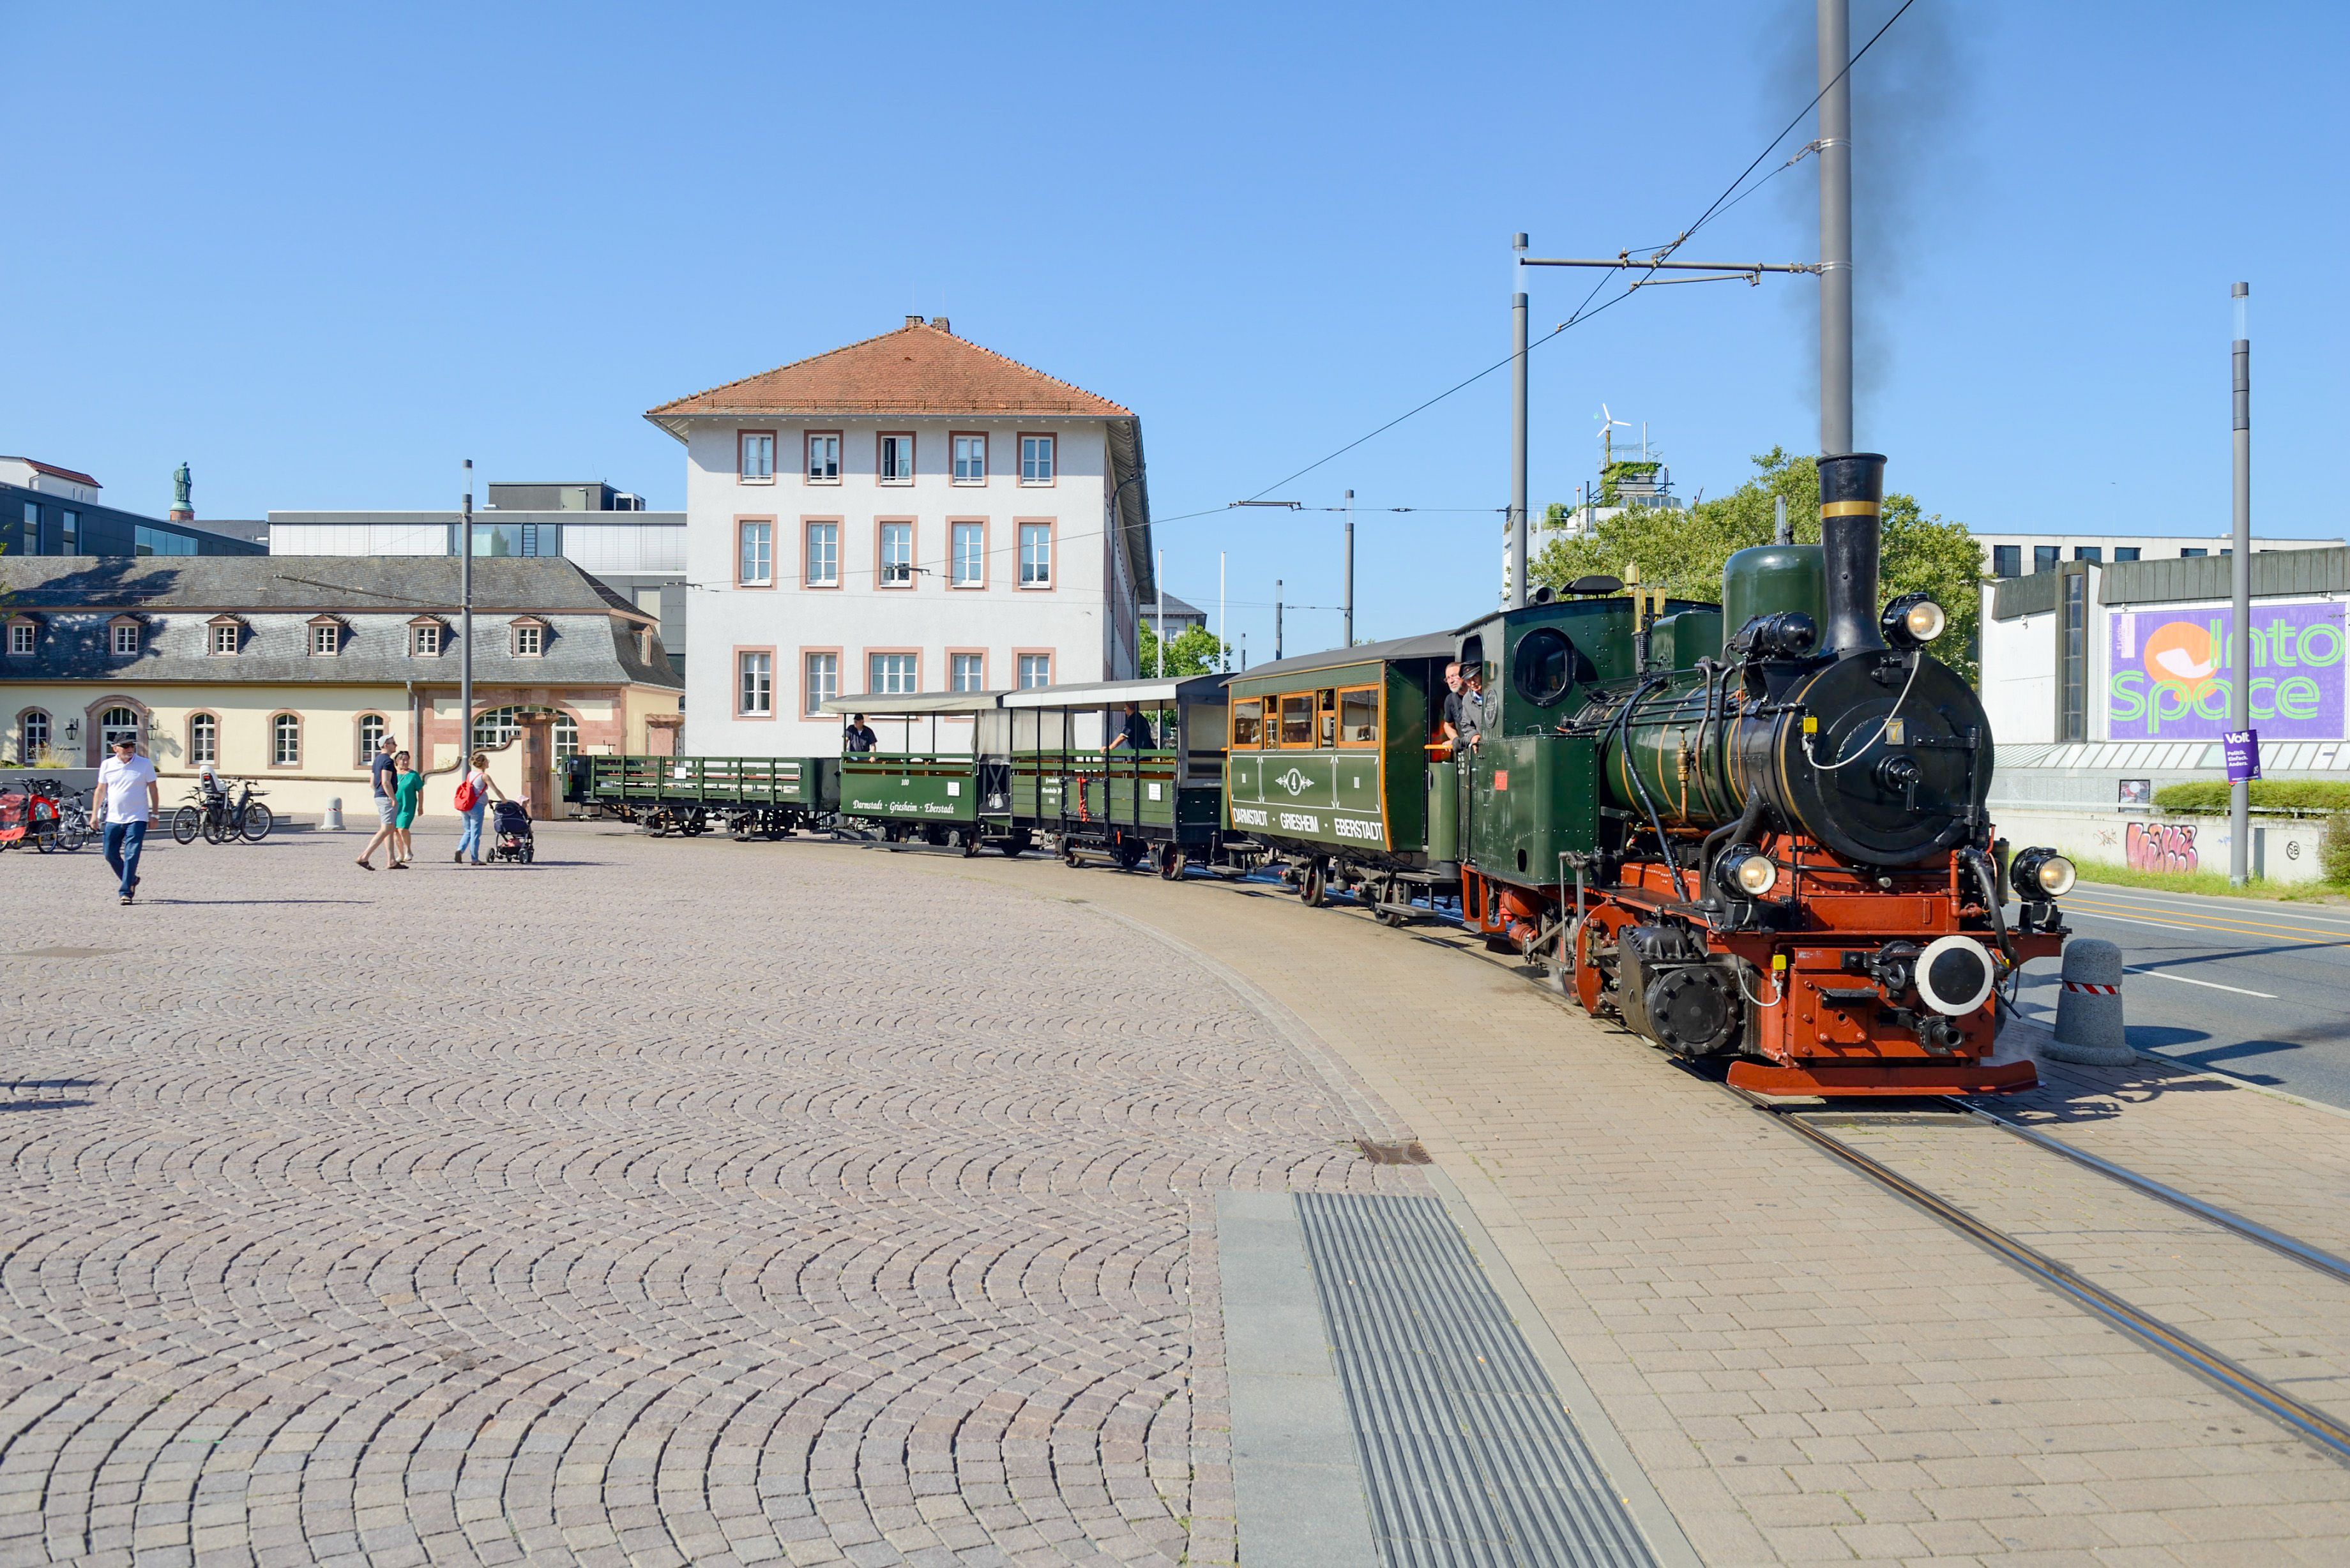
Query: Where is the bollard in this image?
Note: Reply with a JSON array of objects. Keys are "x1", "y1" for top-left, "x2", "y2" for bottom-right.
[
  {"x1": 2042, "y1": 938, "x2": 2134, "y2": 1066},
  {"x1": 322, "y1": 797, "x2": 345, "y2": 832}
]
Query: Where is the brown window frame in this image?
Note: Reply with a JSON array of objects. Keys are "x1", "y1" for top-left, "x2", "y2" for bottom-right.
[
  {"x1": 1336, "y1": 684, "x2": 1380, "y2": 747},
  {"x1": 1230, "y1": 698, "x2": 1263, "y2": 750},
  {"x1": 1277, "y1": 692, "x2": 1315, "y2": 748}
]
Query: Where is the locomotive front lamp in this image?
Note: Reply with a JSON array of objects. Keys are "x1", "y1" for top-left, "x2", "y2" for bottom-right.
[
  {"x1": 1716, "y1": 846, "x2": 1780, "y2": 900},
  {"x1": 2010, "y1": 846, "x2": 2077, "y2": 900},
  {"x1": 1881, "y1": 592, "x2": 1947, "y2": 648}
]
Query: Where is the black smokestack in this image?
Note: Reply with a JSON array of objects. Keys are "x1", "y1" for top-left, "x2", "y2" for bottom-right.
[{"x1": 1819, "y1": 452, "x2": 1887, "y2": 654}]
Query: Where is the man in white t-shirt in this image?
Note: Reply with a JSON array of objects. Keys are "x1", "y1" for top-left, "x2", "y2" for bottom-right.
[{"x1": 92, "y1": 735, "x2": 160, "y2": 905}]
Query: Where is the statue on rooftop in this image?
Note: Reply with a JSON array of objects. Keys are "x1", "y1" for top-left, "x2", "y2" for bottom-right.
[{"x1": 171, "y1": 462, "x2": 193, "y2": 516}]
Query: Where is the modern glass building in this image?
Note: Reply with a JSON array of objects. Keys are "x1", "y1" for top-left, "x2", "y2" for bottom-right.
[{"x1": 0, "y1": 458, "x2": 267, "y2": 559}]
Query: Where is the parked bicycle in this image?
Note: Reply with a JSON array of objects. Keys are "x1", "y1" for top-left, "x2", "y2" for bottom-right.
[{"x1": 170, "y1": 776, "x2": 273, "y2": 845}]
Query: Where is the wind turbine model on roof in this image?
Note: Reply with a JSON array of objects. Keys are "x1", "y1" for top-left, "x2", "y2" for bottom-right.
[{"x1": 1596, "y1": 405, "x2": 1631, "y2": 467}]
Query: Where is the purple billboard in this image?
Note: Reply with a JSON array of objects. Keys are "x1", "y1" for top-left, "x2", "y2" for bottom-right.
[{"x1": 2107, "y1": 601, "x2": 2347, "y2": 741}]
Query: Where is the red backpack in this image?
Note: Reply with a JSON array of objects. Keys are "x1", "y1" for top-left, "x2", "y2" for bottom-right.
[{"x1": 453, "y1": 776, "x2": 478, "y2": 811}]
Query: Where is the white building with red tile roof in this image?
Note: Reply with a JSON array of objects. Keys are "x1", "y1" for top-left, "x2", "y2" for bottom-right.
[{"x1": 646, "y1": 317, "x2": 1154, "y2": 753}]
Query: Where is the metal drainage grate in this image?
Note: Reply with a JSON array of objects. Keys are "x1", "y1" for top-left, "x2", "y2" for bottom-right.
[{"x1": 1296, "y1": 1192, "x2": 1658, "y2": 1568}]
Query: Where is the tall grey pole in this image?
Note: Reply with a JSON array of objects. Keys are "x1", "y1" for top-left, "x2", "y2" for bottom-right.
[
  {"x1": 1155, "y1": 548, "x2": 1165, "y2": 679},
  {"x1": 1817, "y1": 0, "x2": 1853, "y2": 456},
  {"x1": 2230, "y1": 282, "x2": 2252, "y2": 886},
  {"x1": 1343, "y1": 489, "x2": 1355, "y2": 645},
  {"x1": 1508, "y1": 233, "x2": 1530, "y2": 607},
  {"x1": 1218, "y1": 552, "x2": 1227, "y2": 672},
  {"x1": 460, "y1": 459, "x2": 474, "y2": 766},
  {"x1": 1275, "y1": 580, "x2": 1284, "y2": 662}
]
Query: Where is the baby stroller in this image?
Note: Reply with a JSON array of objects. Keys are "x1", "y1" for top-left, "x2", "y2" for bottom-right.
[{"x1": 489, "y1": 800, "x2": 536, "y2": 864}]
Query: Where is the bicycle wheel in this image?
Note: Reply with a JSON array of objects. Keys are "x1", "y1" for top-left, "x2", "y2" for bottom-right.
[
  {"x1": 239, "y1": 802, "x2": 274, "y2": 842},
  {"x1": 56, "y1": 821, "x2": 85, "y2": 853},
  {"x1": 172, "y1": 805, "x2": 202, "y2": 845},
  {"x1": 202, "y1": 814, "x2": 229, "y2": 845}
]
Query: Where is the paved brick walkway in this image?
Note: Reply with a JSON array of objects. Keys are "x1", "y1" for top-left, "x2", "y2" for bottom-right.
[{"x1": 0, "y1": 828, "x2": 1413, "y2": 1567}]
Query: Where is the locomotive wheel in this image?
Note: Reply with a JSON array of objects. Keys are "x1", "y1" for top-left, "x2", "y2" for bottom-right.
[
  {"x1": 1115, "y1": 838, "x2": 1146, "y2": 871},
  {"x1": 997, "y1": 829, "x2": 1031, "y2": 858},
  {"x1": 1299, "y1": 859, "x2": 1327, "y2": 907}
]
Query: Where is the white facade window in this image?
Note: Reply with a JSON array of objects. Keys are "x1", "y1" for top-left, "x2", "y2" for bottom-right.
[
  {"x1": 8, "y1": 622, "x2": 34, "y2": 655},
  {"x1": 358, "y1": 712, "x2": 387, "y2": 762},
  {"x1": 1020, "y1": 436, "x2": 1054, "y2": 483},
  {"x1": 952, "y1": 435, "x2": 986, "y2": 483},
  {"x1": 951, "y1": 523, "x2": 983, "y2": 586},
  {"x1": 868, "y1": 652, "x2": 917, "y2": 695},
  {"x1": 879, "y1": 433, "x2": 914, "y2": 484},
  {"x1": 114, "y1": 621, "x2": 142, "y2": 656},
  {"x1": 1019, "y1": 523, "x2": 1052, "y2": 587},
  {"x1": 739, "y1": 520, "x2": 773, "y2": 585},
  {"x1": 806, "y1": 522, "x2": 839, "y2": 585},
  {"x1": 310, "y1": 623, "x2": 338, "y2": 656},
  {"x1": 950, "y1": 654, "x2": 985, "y2": 692},
  {"x1": 514, "y1": 622, "x2": 544, "y2": 656},
  {"x1": 413, "y1": 624, "x2": 442, "y2": 656},
  {"x1": 807, "y1": 433, "x2": 841, "y2": 483},
  {"x1": 271, "y1": 713, "x2": 300, "y2": 766},
  {"x1": 20, "y1": 710, "x2": 49, "y2": 759},
  {"x1": 209, "y1": 623, "x2": 238, "y2": 655},
  {"x1": 190, "y1": 713, "x2": 218, "y2": 765},
  {"x1": 879, "y1": 522, "x2": 912, "y2": 586},
  {"x1": 1018, "y1": 654, "x2": 1052, "y2": 689},
  {"x1": 804, "y1": 652, "x2": 838, "y2": 715},
  {"x1": 739, "y1": 651, "x2": 773, "y2": 715},
  {"x1": 739, "y1": 432, "x2": 775, "y2": 481}
]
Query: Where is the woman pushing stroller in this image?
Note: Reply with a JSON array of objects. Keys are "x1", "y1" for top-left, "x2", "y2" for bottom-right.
[{"x1": 452, "y1": 751, "x2": 508, "y2": 866}]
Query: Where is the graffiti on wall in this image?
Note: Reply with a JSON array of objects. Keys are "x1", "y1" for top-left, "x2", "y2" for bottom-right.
[{"x1": 2125, "y1": 820, "x2": 2199, "y2": 874}]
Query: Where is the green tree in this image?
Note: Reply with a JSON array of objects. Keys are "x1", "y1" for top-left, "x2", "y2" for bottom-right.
[
  {"x1": 1138, "y1": 622, "x2": 1229, "y2": 677},
  {"x1": 1531, "y1": 446, "x2": 1985, "y2": 684}
]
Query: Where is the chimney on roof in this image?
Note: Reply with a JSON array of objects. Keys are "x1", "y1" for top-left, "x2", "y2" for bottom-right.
[
  {"x1": 905, "y1": 314, "x2": 925, "y2": 328},
  {"x1": 932, "y1": 317, "x2": 950, "y2": 336}
]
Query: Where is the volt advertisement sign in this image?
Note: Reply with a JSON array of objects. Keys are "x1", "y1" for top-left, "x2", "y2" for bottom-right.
[{"x1": 2107, "y1": 602, "x2": 2347, "y2": 741}]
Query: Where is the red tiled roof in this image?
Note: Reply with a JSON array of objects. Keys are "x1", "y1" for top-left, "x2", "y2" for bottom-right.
[
  {"x1": 0, "y1": 457, "x2": 102, "y2": 488},
  {"x1": 648, "y1": 322, "x2": 1132, "y2": 421}
]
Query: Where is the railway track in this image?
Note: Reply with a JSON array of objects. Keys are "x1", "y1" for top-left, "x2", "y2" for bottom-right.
[
  {"x1": 1736, "y1": 1090, "x2": 2350, "y2": 1466},
  {"x1": 1243, "y1": 869, "x2": 2350, "y2": 1468}
]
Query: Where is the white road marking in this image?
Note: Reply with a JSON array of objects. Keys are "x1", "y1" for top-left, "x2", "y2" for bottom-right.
[
  {"x1": 2067, "y1": 908, "x2": 2195, "y2": 931},
  {"x1": 2125, "y1": 966, "x2": 2278, "y2": 999}
]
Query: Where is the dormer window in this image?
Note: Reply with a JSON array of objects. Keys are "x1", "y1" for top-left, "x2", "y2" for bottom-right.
[
  {"x1": 307, "y1": 614, "x2": 345, "y2": 656},
  {"x1": 211, "y1": 625, "x2": 237, "y2": 654},
  {"x1": 5, "y1": 616, "x2": 36, "y2": 656},
  {"x1": 409, "y1": 617, "x2": 447, "y2": 656},
  {"x1": 512, "y1": 617, "x2": 547, "y2": 657},
  {"x1": 206, "y1": 614, "x2": 245, "y2": 656},
  {"x1": 108, "y1": 615, "x2": 142, "y2": 656}
]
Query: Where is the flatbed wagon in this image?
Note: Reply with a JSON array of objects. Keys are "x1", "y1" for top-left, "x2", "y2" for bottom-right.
[{"x1": 563, "y1": 754, "x2": 838, "y2": 838}]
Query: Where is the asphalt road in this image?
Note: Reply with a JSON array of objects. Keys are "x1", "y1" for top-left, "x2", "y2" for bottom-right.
[{"x1": 2012, "y1": 880, "x2": 2350, "y2": 1110}]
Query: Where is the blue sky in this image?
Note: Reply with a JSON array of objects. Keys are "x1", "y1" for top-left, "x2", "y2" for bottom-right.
[{"x1": 4, "y1": 1, "x2": 2342, "y2": 659}]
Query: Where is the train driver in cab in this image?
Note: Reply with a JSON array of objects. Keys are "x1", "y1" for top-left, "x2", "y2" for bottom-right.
[
  {"x1": 1107, "y1": 700, "x2": 1156, "y2": 752},
  {"x1": 1436, "y1": 661, "x2": 1464, "y2": 756},
  {"x1": 1454, "y1": 665, "x2": 1486, "y2": 755}
]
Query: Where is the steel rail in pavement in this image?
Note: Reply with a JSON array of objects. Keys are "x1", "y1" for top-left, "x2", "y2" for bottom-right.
[
  {"x1": 1952, "y1": 1102, "x2": 2350, "y2": 1288},
  {"x1": 1734, "y1": 1089, "x2": 2350, "y2": 1466}
]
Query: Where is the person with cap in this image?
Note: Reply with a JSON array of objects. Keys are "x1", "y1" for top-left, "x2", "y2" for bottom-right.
[
  {"x1": 91, "y1": 735, "x2": 160, "y2": 906},
  {"x1": 844, "y1": 714, "x2": 879, "y2": 754}
]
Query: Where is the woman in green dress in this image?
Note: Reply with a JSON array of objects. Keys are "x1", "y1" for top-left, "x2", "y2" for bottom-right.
[{"x1": 390, "y1": 751, "x2": 425, "y2": 869}]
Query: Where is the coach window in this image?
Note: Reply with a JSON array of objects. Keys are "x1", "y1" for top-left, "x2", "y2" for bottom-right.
[
  {"x1": 1278, "y1": 693, "x2": 1314, "y2": 747},
  {"x1": 1337, "y1": 686, "x2": 1379, "y2": 746},
  {"x1": 1315, "y1": 688, "x2": 1338, "y2": 747},
  {"x1": 1231, "y1": 699, "x2": 1262, "y2": 748}
]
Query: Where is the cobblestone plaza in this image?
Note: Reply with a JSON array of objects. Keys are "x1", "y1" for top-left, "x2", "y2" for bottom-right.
[{"x1": 6, "y1": 827, "x2": 2350, "y2": 1566}]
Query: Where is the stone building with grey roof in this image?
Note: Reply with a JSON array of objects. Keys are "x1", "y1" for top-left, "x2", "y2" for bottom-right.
[{"x1": 0, "y1": 556, "x2": 681, "y2": 817}]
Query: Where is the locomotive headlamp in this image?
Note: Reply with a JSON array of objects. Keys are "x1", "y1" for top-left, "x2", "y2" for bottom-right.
[
  {"x1": 1715, "y1": 846, "x2": 1781, "y2": 900},
  {"x1": 1881, "y1": 592, "x2": 1948, "y2": 648},
  {"x1": 2010, "y1": 845, "x2": 2077, "y2": 900}
]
